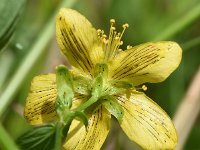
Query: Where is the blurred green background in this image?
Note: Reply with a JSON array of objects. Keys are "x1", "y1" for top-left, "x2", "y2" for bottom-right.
[{"x1": 0, "y1": 0, "x2": 200, "y2": 149}]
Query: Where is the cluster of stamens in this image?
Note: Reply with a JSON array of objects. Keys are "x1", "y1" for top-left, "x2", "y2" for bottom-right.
[{"x1": 97, "y1": 19, "x2": 129, "y2": 61}]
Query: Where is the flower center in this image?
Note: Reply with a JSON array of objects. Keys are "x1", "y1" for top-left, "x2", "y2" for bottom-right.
[{"x1": 97, "y1": 19, "x2": 129, "y2": 61}]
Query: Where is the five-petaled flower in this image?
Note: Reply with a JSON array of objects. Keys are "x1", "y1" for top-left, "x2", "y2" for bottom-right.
[{"x1": 24, "y1": 8, "x2": 182, "y2": 150}]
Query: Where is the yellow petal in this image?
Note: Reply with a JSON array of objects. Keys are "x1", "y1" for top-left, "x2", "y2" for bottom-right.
[
  {"x1": 109, "y1": 41, "x2": 182, "y2": 85},
  {"x1": 63, "y1": 105, "x2": 111, "y2": 150},
  {"x1": 116, "y1": 91, "x2": 177, "y2": 150},
  {"x1": 24, "y1": 74, "x2": 57, "y2": 125},
  {"x1": 24, "y1": 74, "x2": 85, "y2": 125},
  {"x1": 56, "y1": 8, "x2": 102, "y2": 74}
]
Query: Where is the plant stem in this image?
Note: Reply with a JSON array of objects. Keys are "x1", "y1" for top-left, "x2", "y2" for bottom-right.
[
  {"x1": 173, "y1": 67, "x2": 200, "y2": 150},
  {"x1": 153, "y1": 3, "x2": 200, "y2": 40},
  {"x1": 54, "y1": 122, "x2": 64, "y2": 150},
  {"x1": 75, "y1": 96, "x2": 98, "y2": 112},
  {"x1": 63, "y1": 96, "x2": 98, "y2": 134},
  {"x1": 61, "y1": 95, "x2": 98, "y2": 138},
  {"x1": 62, "y1": 115, "x2": 74, "y2": 138},
  {"x1": 0, "y1": 123, "x2": 20, "y2": 150},
  {"x1": 0, "y1": 0, "x2": 76, "y2": 117}
]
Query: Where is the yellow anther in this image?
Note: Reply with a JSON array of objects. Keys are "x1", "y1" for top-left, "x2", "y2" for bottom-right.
[
  {"x1": 110, "y1": 19, "x2": 115, "y2": 24},
  {"x1": 118, "y1": 49, "x2": 122, "y2": 52},
  {"x1": 97, "y1": 29, "x2": 101, "y2": 33},
  {"x1": 98, "y1": 19, "x2": 130, "y2": 60},
  {"x1": 111, "y1": 27, "x2": 116, "y2": 30},
  {"x1": 123, "y1": 23, "x2": 129, "y2": 28},
  {"x1": 117, "y1": 32, "x2": 121, "y2": 36},
  {"x1": 115, "y1": 37, "x2": 119, "y2": 40},
  {"x1": 127, "y1": 45, "x2": 133, "y2": 49},
  {"x1": 142, "y1": 85, "x2": 147, "y2": 91},
  {"x1": 103, "y1": 34, "x2": 107, "y2": 38},
  {"x1": 103, "y1": 39, "x2": 108, "y2": 44}
]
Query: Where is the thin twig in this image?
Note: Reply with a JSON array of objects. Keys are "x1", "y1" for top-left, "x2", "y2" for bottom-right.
[{"x1": 173, "y1": 66, "x2": 200, "y2": 150}]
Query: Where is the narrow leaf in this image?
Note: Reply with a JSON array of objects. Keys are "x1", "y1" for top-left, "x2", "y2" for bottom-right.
[{"x1": 0, "y1": 0, "x2": 25, "y2": 51}]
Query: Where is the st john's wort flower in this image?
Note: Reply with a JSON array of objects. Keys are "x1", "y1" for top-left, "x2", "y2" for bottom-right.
[{"x1": 24, "y1": 8, "x2": 182, "y2": 150}]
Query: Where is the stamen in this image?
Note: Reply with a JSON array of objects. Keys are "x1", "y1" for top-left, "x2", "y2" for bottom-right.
[
  {"x1": 103, "y1": 34, "x2": 107, "y2": 38},
  {"x1": 123, "y1": 23, "x2": 129, "y2": 28},
  {"x1": 97, "y1": 29, "x2": 101, "y2": 35},
  {"x1": 135, "y1": 85, "x2": 148, "y2": 91},
  {"x1": 111, "y1": 27, "x2": 116, "y2": 30},
  {"x1": 115, "y1": 37, "x2": 119, "y2": 40},
  {"x1": 110, "y1": 19, "x2": 115, "y2": 24},
  {"x1": 127, "y1": 45, "x2": 133, "y2": 49},
  {"x1": 97, "y1": 19, "x2": 129, "y2": 61},
  {"x1": 103, "y1": 39, "x2": 108, "y2": 44},
  {"x1": 142, "y1": 85, "x2": 147, "y2": 91},
  {"x1": 120, "y1": 23, "x2": 129, "y2": 40}
]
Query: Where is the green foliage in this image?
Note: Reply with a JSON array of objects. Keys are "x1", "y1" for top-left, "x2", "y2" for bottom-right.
[
  {"x1": 0, "y1": 0, "x2": 25, "y2": 51},
  {"x1": 17, "y1": 124, "x2": 56, "y2": 150}
]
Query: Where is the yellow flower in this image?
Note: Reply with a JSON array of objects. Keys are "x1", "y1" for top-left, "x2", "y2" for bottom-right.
[{"x1": 24, "y1": 8, "x2": 182, "y2": 150}]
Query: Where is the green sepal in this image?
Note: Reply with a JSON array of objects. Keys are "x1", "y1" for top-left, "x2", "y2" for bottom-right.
[
  {"x1": 110, "y1": 80, "x2": 133, "y2": 89},
  {"x1": 92, "y1": 75, "x2": 103, "y2": 98},
  {"x1": 56, "y1": 65, "x2": 74, "y2": 109},
  {"x1": 73, "y1": 76, "x2": 91, "y2": 95},
  {"x1": 107, "y1": 80, "x2": 133, "y2": 95},
  {"x1": 94, "y1": 63, "x2": 108, "y2": 78},
  {"x1": 101, "y1": 96, "x2": 124, "y2": 122}
]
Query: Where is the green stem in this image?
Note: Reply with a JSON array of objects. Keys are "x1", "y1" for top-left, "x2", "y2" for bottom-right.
[
  {"x1": 0, "y1": 0, "x2": 76, "y2": 117},
  {"x1": 61, "y1": 96, "x2": 98, "y2": 138},
  {"x1": 153, "y1": 3, "x2": 200, "y2": 40},
  {"x1": 54, "y1": 122, "x2": 64, "y2": 150},
  {"x1": 75, "y1": 96, "x2": 98, "y2": 112},
  {"x1": 0, "y1": 123, "x2": 20, "y2": 150},
  {"x1": 62, "y1": 116, "x2": 74, "y2": 138}
]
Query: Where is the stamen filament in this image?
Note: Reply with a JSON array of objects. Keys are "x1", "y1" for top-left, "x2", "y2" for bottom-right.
[{"x1": 97, "y1": 19, "x2": 129, "y2": 62}]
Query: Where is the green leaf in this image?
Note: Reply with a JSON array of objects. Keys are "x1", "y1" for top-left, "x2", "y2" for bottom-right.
[
  {"x1": 17, "y1": 124, "x2": 56, "y2": 150},
  {"x1": 0, "y1": 0, "x2": 25, "y2": 51},
  {"x1": 102, "y1": 96, "x2": 124, "y2": 122},
  {"x1": 0, "y1": 0, "x2": 76, "y2": 117}
]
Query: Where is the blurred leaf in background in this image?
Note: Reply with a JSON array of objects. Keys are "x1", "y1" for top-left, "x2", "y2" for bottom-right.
[
  {"x1": 0, "y1": 0, "x2": 25, "y2": 51},
  {"x1": 0, "y1": 0, "x2": 25, "y2": 91}
]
